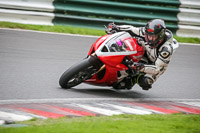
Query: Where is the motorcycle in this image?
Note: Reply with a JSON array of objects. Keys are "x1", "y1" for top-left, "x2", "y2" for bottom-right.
[{"x1": 59, "y1": 30, "x2": 145, "y2": 90}]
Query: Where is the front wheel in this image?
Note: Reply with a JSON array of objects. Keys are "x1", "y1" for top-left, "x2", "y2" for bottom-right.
[{"x1": 59, "y1": 57, "x2": 98, "y2": 89}]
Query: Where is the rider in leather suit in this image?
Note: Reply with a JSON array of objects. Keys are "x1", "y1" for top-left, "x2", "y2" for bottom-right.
[{"x1": 107, "y1": 19, "x2": 179, "y2": 90}]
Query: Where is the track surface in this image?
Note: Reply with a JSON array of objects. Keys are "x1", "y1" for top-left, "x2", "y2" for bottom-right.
[{"x1": 0, "y1": 29, "x2": 200, "y2": 100}]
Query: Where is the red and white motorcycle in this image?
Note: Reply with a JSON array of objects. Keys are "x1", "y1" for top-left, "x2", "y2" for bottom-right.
[{"x1": 59, "y1": 31, "x2": 145, "y2": 90}]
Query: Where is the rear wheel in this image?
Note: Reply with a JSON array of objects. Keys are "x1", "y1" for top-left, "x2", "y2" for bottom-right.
[{"x1": 59, "y1": 57, "x2": 98, "y2": 89}]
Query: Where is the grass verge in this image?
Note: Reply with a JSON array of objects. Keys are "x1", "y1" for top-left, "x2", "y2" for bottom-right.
[
  {"x1": 0, "y1": 22, "x2": 105, "y2": 36},
  {"x1": 0, "y1": 114, "x2": 200, "y2": 133},
  {"x1": 0, "y1": 22, "x2": 200, "y2": 44}
]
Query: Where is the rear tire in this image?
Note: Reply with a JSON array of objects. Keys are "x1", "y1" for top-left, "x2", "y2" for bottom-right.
[{"x1": 59, "y1": 57, "x2": 96, "y2": 89}]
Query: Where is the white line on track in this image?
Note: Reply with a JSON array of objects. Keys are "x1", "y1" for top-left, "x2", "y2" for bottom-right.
[
  {"x1": 98, "y1": 103, "x2": 152, "y2": 115},
  {"x1": 0, "y1": 111, "x2": 32, "y2": 122},
  {"x1": 0, "y1": 98, "x2": 200, "y2": 104},
  {"x1": 178, "y1": 101, "x2": 200, "y2": 107},
  {"x1": 75, "y1": 104, "x2": 123, "y2": 116},
  {"x1": 0, "y1": 120, "x2": 5, "y2": 125},
  {"x1": 0, "y1": 28, "x2": 99, "y2": 38},
  {"x1": 0, "y1": 28, "x2": 200, "y2": 46},
  {"x1": 180, "y1": 43, "x2": 200, "y2": 46}
]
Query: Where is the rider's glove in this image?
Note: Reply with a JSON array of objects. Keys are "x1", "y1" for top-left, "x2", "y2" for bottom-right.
[
  {"x1": 132, "y1": 62, "x2": 145, "y2": 71},
  {"x1": 105, "y1": 22, "x2": 120, "y2": 34}
]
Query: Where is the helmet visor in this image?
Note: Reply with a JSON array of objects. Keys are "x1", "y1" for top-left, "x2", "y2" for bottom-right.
[
  {"x1": 145, "y1": 31, "x2": 164, "y2": 48},
  {"x1": 147, "y1": 34, "x2": 159, "y2": 42}
]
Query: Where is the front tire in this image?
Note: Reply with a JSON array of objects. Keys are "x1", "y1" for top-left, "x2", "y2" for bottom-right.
[{"x1": 59, "y1": 57, "x2": 97, "y2": 89}]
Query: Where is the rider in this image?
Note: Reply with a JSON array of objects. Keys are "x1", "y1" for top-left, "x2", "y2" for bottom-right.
[{"x1": 106, "y1": 19, "x2": 179, "y2": 90}]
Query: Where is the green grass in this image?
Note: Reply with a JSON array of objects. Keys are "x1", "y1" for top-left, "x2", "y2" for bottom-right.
[
  {"x1": 174, "y1": 36, "x2": 200, "y2": 44},
  {"x1": 0, "y1": 22, "x2": 105, "y2": 36},
  {"x1": 0, "y1": 114, "x2": 200, "y2": 133},
  {"x1": 0, "y1": 21, "x2": 200, "y2": 44}
]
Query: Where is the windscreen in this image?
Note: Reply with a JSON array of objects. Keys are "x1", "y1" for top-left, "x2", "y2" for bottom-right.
[{"x1": 101, "y1": 32, "x2": 134, "y2": 53}]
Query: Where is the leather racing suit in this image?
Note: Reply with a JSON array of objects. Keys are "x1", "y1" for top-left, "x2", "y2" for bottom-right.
[{"x1": 117, "y1": 25, "x2": 179, "y2": 90}]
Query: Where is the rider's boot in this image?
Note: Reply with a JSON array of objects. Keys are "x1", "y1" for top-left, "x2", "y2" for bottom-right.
[
  {"x1": 125, "y1": 77, "x2": 136, "y2": 90},
  {"x1": 113, "y1": 77, "x2": 136, "y2": 90},
  {"x1": 113, "y1": 81, "x2": 126, "y2": 90}
]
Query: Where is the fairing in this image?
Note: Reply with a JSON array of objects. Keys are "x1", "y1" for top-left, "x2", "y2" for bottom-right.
[{"x1": 86, "y1": 32, "x2": 145, "y2": 86}]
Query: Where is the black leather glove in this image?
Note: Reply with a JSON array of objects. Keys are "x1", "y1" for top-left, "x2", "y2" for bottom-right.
[
  {"x1": 133, "y1": 62, "x2": 144, "y2": 71},
  {"x1": 105, "y1": 22, "x2": 119, "y2": 34}
]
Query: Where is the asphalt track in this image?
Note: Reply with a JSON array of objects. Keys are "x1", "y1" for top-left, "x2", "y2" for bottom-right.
[{"x1": 0, "y1": 28, "x2": 200, "y2": 101}]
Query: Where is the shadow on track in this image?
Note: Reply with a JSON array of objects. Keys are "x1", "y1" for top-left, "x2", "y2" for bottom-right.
[{"x1": 59, "y1": 86, "x2": 149, "y2": 99}]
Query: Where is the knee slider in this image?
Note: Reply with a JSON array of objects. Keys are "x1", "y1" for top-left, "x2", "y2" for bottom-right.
[
  {"x1": 138, "y1": 76, "x2": 153, "y2": 89},
  {"x1": 145, "y1": 77, "x2": 153, "y2": 86}
]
